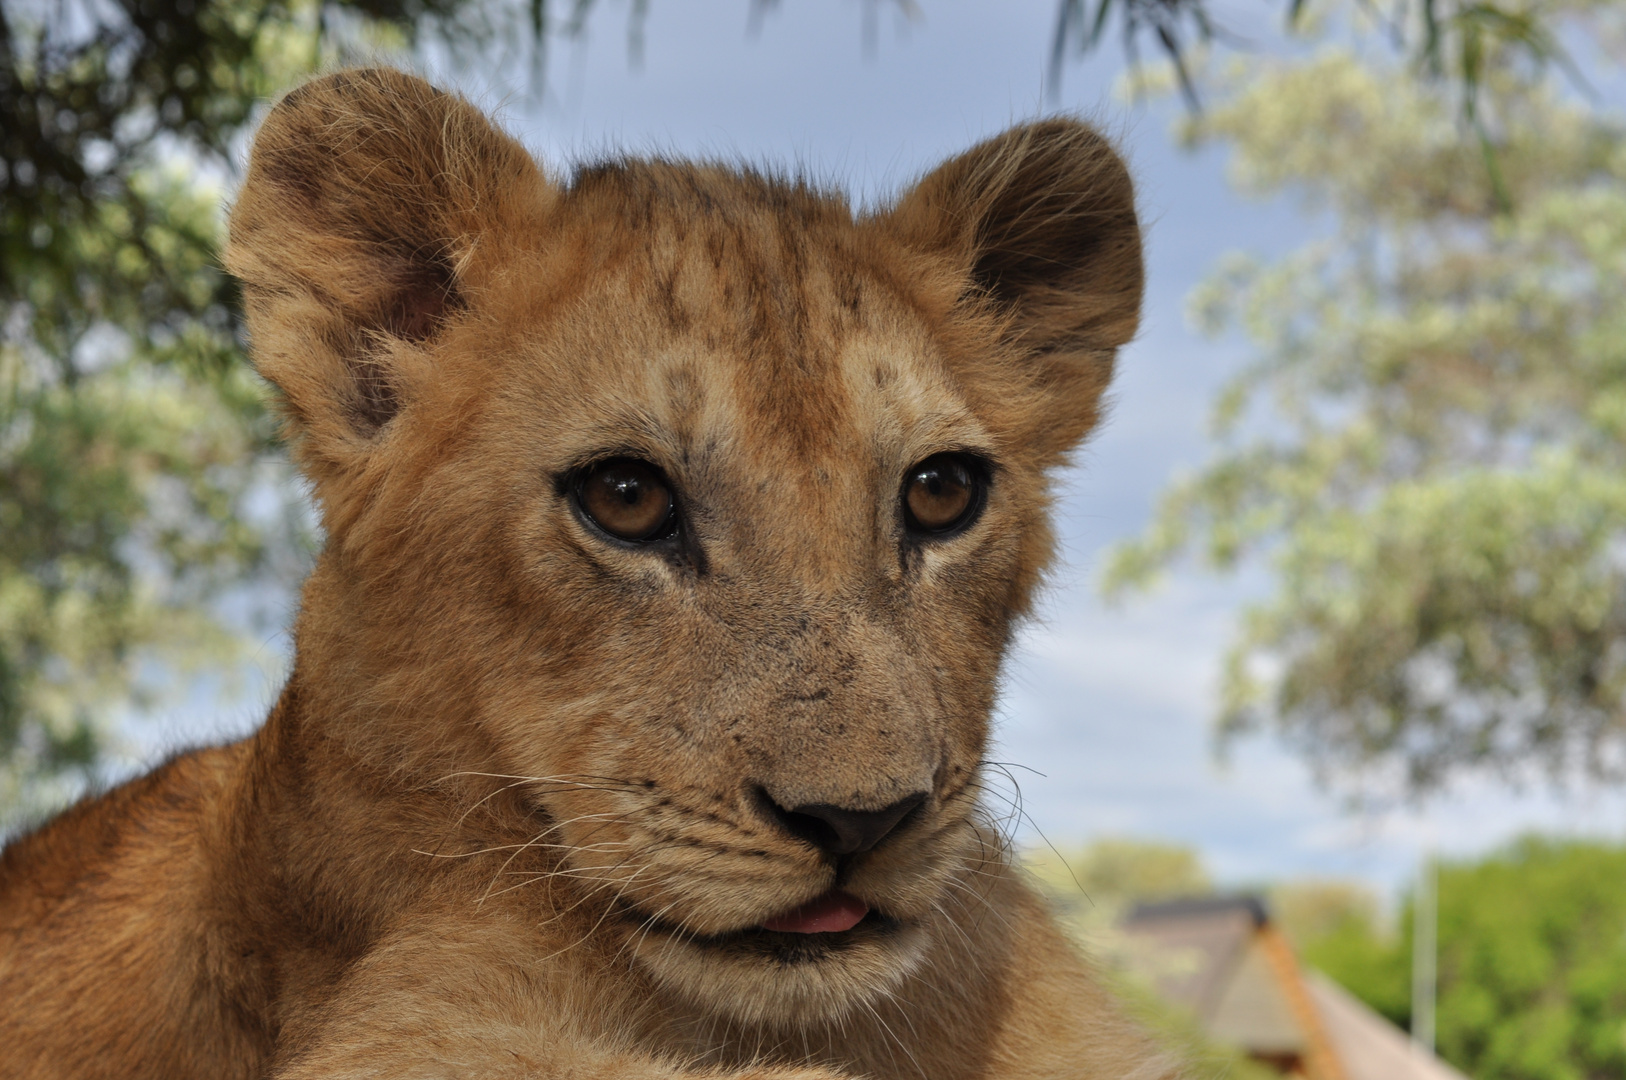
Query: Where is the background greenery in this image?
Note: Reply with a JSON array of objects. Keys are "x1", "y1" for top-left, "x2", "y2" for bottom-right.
[
  {"x1": 1, "y1": 0, "x2": 552, "y2": 818},
  {"x1": 1283, "y1": 838, "x2": 1626, "y2": 1080},
  {"x1": 1032, "y1": 836, "x2": 1626, "y2": 1080},
  {"x1": 1107, "y1": 0, "x2": 1626, "y2": 799}
]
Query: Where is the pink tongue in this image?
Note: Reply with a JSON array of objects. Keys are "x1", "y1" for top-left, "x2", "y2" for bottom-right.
[{"x1": 762, "y1": 890, "x2": 869, "y2": 934}]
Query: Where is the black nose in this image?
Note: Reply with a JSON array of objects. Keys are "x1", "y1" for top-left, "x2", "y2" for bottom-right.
[{"x1": 764, "y1": 792, "x2": 927, "y2": 856}]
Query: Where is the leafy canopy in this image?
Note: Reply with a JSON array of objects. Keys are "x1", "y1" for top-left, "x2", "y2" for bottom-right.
[
  {"x1": 1030, "y1": 838, "x2": 1626, "y2": 1080},
  {"x1": 1297, "y1": 838, "x2": 1626, "y2": 1080},
  {"x1": 0, "y1": 0, "x2": 476, "y2": 818},
  {"x1": 1106, "y1": 3, "x2": 1626, "y2": 795}
]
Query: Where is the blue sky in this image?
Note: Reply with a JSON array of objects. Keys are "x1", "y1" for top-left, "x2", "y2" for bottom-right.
[{"x1": 133, "y1": 0, "x2": 1626, "y2": 899}]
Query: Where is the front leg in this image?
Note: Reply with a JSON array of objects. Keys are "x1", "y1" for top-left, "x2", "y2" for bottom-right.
[
  {"x1": 281, "y1": 1030, "x2": 845, "y2": 1080},
  {"x1": 271, "y1": 927, "x2": 853, "y2": 1080}
]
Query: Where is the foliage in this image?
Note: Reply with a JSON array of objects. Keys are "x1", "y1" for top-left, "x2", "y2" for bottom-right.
[
  {"x1": 1028, "y1": 836, "x2": 1212, "y2": 937},
  {"x1": 1033, "y1": 837, "x2": 1212, "y2": 905},
  {"x1": 1033, "y1": 838, "x2": 1626, "y2": 1079},
  {"x1": 1294, "y1": 838, "x2": 1626, "y2": 1080},
  {"x1": 1272, "y1": 877, "x2": 1380, "y2": 951},
  {"x1": 1431, "y1": 838, "x2": 1626, "y2": 1080},
  {"x1": 1105, "y1": 8, "x2": 1626, "y2": 795},
  {"x1": 1051, "y1": 0, "x2": 1600, "y2": 126},
  {"x1": 1274, "y1": 879, "x2": 1411, "y2": 1026},
  {"x1": 0, "y1": 0, "x2": 481, "y2": 819},
  {"x1": 1028, "y1": 837, "x2": 1214, "y2": 983}
]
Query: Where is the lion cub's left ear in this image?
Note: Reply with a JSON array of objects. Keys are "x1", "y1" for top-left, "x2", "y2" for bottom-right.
[
  {"x1": 886, "y1": 120, "x2": 1143, "y2": 463},
  {"x1": 226, "y1": 68, "x2": 551, "y2": 513}
]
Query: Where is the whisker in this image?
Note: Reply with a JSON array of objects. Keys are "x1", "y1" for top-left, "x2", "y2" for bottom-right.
[
  {"x1": 477, "y1": 811, "x2": 641, "y2": 906},
  {"x1": 536, "y1": 864, "x2": 655, "y2": 963},
  {"x1": 410, "y1": 837, "x2": 630, "y2": 860},
  {"x1": 614, "y1": 896, "x2": 687, "y2": 968},
  {"x1": 859, "y1": 996, "x2": 925, "y2": 1080},
  {"x1": 432, "y1": 770, "x2": 643, "y2": 791}
]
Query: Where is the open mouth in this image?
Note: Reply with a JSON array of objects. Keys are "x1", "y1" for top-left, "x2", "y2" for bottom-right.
[
  {"x1": 630, "y1": 889, "x2": 901, "y2": 962},
  {"x1": 760, "y1": 889, "x2": 869, "y2": 934}
]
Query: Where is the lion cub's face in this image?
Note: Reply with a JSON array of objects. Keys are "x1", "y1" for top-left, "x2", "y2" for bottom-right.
[{"x1": 228, "y1": 70, "x2": 1141, "y2": 1025}]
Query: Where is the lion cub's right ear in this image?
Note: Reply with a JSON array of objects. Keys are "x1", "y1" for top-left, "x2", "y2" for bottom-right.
[
  {"x1": 884, "y1": 120, "x2": 1143, "y2": 466},
  {"x1": 226, "y1": 68, "x2": 551, "y2": 513}
]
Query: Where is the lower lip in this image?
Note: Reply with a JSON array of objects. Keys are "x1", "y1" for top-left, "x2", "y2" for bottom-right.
[{"x1": 761, "y1": 889, "x2": 870, "y2": 934}]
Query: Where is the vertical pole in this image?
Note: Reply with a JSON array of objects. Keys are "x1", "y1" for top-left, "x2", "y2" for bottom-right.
[{"x1": 1411, "y1": 852, "x2": 1437, "y2": 1055}]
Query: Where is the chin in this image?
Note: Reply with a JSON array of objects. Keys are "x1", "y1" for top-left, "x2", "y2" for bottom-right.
[{"x1": 629, "y1": 908, "x2": 932, "y2": 1027}]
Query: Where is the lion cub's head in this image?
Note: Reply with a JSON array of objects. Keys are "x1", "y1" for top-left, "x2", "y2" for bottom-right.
[{"x1": 227, "y1": 69, "x2": 1140, "y2": 1025}]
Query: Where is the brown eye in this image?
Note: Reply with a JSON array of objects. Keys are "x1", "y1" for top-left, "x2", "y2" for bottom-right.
[
  {"x1": 902, "y1": 454, "x2": 982, "y2": 536},
  {"x1": 578, "y1": 459, "x2": 676, "y2": 542}
]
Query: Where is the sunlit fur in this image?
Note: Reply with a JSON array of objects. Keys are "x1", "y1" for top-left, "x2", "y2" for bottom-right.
[{"x1": 0, "y1": 69, "x2": 1180, "y2": 1079}]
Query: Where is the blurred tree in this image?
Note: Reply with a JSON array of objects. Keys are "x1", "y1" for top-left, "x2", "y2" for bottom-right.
[
  {"x1": 1050, "y1": 0, "x2": 1597, "y2": 134},
  {"x1": 1062, "y1": 836, "x2": 1212, "y2": 902},
  {"x1": 1273, "y1": 880, "x2": 1411, "y2": 1025},
  {"x1": 1272, "y1": 878, "x2": 1381, "y2": 947},
  {"x1": 1105, "y1": 3, "x2": 1626, "y2": 796},
  {"x1": 1028, "y1": 836, "x2": 1213, "y2": 933},
  {"x1": 0, "y1": 0, "x2": 494, "y2": 820},
  {"x1": 1296, "y1": 838, "x2": 1626, "y2": 1080},
  {"x1": 1431, "y1": 838, "x2": 1626, "y2": 1080}
]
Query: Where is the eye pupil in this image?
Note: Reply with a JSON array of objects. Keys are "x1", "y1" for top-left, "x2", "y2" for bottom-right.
[{"x1": 578, "y1": 459, "x2": 676, "y2": 542}]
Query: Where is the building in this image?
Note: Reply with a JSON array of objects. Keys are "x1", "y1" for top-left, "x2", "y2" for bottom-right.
[{"x1": 1118, "y1": 896, "x2": 1469, "y2": 1080}]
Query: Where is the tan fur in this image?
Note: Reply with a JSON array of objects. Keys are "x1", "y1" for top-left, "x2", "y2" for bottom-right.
[{"x1": 0, "y1": 69, "x2": 1178, "y2": 1079}]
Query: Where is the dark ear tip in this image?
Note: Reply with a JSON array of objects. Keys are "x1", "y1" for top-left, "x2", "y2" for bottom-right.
[
  {"x1": 963, "y1": 116, "x2": 1139, "y2": 252},
  {"x1": 271, "y1": 66, "x2": 442, "y2": 107},
  {"x1": 245, "y1": 68, "x2": 493, "y2": 214},
  {"x1": 1005, "y1": 117, "x2": 1133, "y2": 189},
  {"x1": 261, "y1": 68, "x2": 451, "y2": 140},
  {"x1": 1011, "y1": 116, "x2": 1104, "y2": 140},
  {"x1": 887, "y1": 114, "x2": 1142, "y2": 362},
  {"x1": 889, "y1": 116, "x2": 1135, "y2": 240},
  {"x1": 1003, "y1": 115, "x2": 1126, "y2": 161}
]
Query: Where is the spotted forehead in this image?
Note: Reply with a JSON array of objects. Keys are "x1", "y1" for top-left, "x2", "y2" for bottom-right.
[{"x1": 543, "y1": 162, "x2": 992, "y2": 473}]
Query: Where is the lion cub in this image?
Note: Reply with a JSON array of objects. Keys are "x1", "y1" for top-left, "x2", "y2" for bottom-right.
[{"x1": 0, "y1": 68, "x2": 1174, "y2": 1079}]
